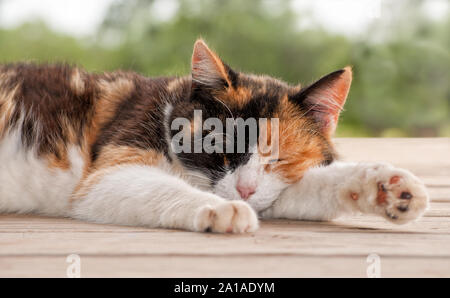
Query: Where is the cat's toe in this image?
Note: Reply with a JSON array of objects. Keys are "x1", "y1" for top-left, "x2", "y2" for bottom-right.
[
  {"x1": 195, "y1": 201, "x2": 259, "y2": 233},
  {"x1": 374, "y1": 169, "x2": 429, "y2": 224}
]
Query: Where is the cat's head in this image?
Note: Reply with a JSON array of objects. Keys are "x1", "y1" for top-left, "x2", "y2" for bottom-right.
[{"x1": 168, "y1": 39, "x2": 352, "y2": 211}]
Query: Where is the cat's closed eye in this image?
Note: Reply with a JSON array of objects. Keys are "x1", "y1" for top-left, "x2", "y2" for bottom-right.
[{"x1": 268, "y1": 158, "x2": 284, "y2": 164}]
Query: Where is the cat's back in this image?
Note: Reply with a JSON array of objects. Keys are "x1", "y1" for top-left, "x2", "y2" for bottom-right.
[
  {"x1": 0, "y1": 63, "x2": 98, "y2": 141},
  {"x1": 0, "y1": 63, "x2": 173, "y2": 215}
]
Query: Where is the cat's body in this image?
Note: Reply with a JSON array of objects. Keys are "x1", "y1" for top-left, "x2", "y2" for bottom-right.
[{"x1": 0, "y1": 40, "x2": 429, "y2": 232}]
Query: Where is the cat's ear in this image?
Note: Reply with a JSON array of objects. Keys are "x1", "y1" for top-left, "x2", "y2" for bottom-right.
[
  {"x1": 191, "y1": 39, "x2": 235, "y2": 90},
  {"x1": 290, "y1": 67, "x2": 352, "y2": 136}
]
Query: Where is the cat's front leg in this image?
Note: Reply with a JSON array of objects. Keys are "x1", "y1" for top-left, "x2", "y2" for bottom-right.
[
  {"x1": 71, "y1": 165, "x2": 258, "y2": 233},
  {"x1": 262, "y1": 162, "x2": 429, "y2": 224}
]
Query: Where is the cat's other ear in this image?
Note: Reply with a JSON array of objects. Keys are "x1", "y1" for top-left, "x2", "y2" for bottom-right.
[
  {"x1": 290, "y1": 67, "x2": 352, "y2": 136},
  {"x1": 191, "y1": 39, "x2": 236, "y2": 90}
]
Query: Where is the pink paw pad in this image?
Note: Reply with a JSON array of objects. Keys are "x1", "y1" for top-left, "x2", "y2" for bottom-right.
[
  {"x1": 350, "y1": 193, "x2": 359, "y2": 201},
  {"x1": 376, "y1": 182, "x2": 387, "y2": 205},
  {"x1": 368, "y1": 166, "x2": 429, "y2": 224},
  {"x1": 389, "y1": 176, "x2": 401, "y2": 185}
]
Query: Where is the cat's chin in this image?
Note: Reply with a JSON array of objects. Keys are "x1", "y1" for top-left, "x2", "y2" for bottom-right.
[{"x1": 212, "y1": 173, "x2": 288, "y2": 213}]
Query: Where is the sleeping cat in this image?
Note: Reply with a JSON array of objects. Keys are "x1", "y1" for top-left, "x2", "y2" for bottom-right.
[{"x1": 0, "y1": 39, "x2": 429, "y2": 233}]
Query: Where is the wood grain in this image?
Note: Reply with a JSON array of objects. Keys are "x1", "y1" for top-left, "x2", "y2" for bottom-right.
[{"x1": 0, "y1": 138, "x2": 449, "y2": 277}]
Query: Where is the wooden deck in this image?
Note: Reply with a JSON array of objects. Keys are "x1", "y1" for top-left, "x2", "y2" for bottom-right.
[{"x1": 0, "y1": 138, "x2": 449, "y2": 277}]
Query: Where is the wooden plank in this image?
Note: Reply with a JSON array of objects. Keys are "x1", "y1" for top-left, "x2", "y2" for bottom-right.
[
  {"x1": 1, "y1": 255, "x2": 449, "y2": 278},
  {"x1": 1, "y1": 218, "x2": 449, "y2": 257},
  {"x1": 334, "y1": 138, "x2": 450, "y2": 177},
  {"x1": 427, "y1": 187, "x2": 450, "y2": 202},
  {"x1": 0, "y1": 138, "x2": 449, "y2": 277},
  {"x1": 0, "y1": 215, "x2": 146, "y2": 233},
  {"x1": 1, "y1": 213, "x2": 449, "y2": 233},
  {"x1": 422, "y1": 177, "x2": 450, "y2": 187},
  {"x1": 1, "y1": 202, "x2": 448, "y2": 233},
  {"x1": 426, "y1": 202, "x2": 450, "y2": 217}
]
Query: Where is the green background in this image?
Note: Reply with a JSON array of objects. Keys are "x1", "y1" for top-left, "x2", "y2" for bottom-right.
[{"x1": 0, "y1": 0, "x2": 448, "y2": 137}]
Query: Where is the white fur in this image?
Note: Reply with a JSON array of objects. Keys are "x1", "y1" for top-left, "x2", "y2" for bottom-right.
[
  {"x1": 0, "y1": 126, "x2": 258, "y2": 233},
  {"x1": 214, "y1": 152, "x2": 288, "y2": 211},
  {"x1": 262, "y1": 161, "x2": 429, "y2": 224},
  {"x1": 71, "y1": 164, "x2": 258, "y2": 232},
  {"x1": 0, "y1": 129, "x2": 84, "y2": 216}
]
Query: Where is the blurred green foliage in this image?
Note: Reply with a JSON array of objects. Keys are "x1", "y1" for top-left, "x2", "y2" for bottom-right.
[{"x1": 0, "y1": 0, "x2": 448, "y2": 137}]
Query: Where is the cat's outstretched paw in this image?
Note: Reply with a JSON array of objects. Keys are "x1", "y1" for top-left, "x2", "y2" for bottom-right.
[
  {"x1": 351, "y1": 164, "x2": 429, "y2": 224},
  {"x1": 194, "y1": 201, "x2": 259, "y2": 233}
]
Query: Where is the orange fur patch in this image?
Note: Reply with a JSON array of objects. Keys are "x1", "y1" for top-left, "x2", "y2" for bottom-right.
[
  {"x1": 94, "y1": 77, "x2": 135, "y2": 129},
  {"x1": 0, "y1": 72, "x2": 19, "y2": 138},
  {"x1": 82, "y1": 76, "x2": 136, "y2": 167},
  {"x1": 71, "y1": 166, "x2": 116, "y2": 203},
  {"x1": 224, "y1": 86, "x2": 253, "y2": 107},
  {"x1": 270, "y1": 99, "x2": 329, "y2": 183},
  {"x1": 45, "y1": 149, "x2": 71, "y2": 170},
  {"x1": 93, "y1": 145, "x2": 164, "y2": 169}
]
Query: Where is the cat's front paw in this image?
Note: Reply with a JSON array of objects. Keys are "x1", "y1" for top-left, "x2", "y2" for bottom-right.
[
  {"x1": 352, "y1": 164, "x2": 429, "y2": 224},
  {"x1": 194, "y1": 201, "x2": 259, "y2": 233}
]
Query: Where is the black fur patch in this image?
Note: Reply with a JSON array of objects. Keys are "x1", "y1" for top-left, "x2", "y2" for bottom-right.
[{"x1": 0, "y1": 62, "x2": 337, "y2": 185}]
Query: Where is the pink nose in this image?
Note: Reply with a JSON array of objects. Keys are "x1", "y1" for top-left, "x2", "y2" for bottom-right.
[{"x1": 236, "y1": 185, "x2": 256, "y2": 200}]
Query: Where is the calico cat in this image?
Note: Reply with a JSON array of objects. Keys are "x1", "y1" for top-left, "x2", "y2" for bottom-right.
[{"x1": 0, "y1": 40, "x2": 429, "y2": 233}]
